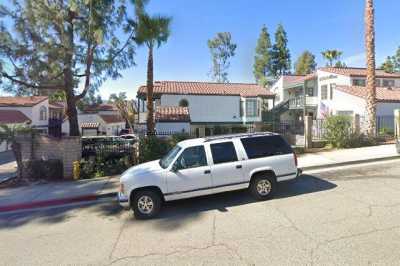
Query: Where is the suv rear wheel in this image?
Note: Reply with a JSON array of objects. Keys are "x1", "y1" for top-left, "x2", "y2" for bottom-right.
[
  {"x1": 249, "y1": 174, "x2": 276, "y2": 200},
  {"x1": 132, "y1": 190, "x2": 162, "y2": 219}
]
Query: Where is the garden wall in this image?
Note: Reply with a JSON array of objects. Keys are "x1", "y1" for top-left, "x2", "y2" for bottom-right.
[{"x1": 16, "y1": 134, "x2": 81, "y2": 179}]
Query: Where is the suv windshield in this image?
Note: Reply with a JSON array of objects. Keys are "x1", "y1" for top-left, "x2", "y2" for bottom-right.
[{"x1": 159, "y1": 145, "x2": 182, "y2": 169}]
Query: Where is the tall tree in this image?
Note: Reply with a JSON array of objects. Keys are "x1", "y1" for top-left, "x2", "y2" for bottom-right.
[
  {"x1": 294, "y1": 51, "x2": 317, "y2": 75},
  {"x1": 133, "y1": 0, "x2": 171, "y2": 135},
  {"x1": 271, "y1": 24, "x2": 291, "y2": 78},
  {"x1": 321, "y1": 50, "x2": 343, "y2": 67},
  {"x1": 208, "y1": 32, "x2": 237, "y2": 83},
  {"x1": 381, "y1": 56, "x2": 395, "y2": 73},
  {"x1": 0, "y1": 0, "x2": 135, "y2": 136},
  {"x1": 365, "y1": 0, "x2": 377, "y2": 136},
  {"x1": 253, "y1": 25, "x2": 272, "y2": 87}
]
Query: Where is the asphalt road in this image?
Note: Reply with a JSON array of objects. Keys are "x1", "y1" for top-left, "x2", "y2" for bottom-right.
[{"x1": 1, "y1": 160, "x2": 400, "y2": 265}]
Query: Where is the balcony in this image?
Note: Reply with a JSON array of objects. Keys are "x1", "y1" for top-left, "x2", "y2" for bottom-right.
[{"x1": 288, "y1": 96, "x2": 318, "y2": 109}]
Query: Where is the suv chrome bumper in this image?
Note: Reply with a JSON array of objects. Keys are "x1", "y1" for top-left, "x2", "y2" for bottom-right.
[{"x1": 118, "y1": 192, "x2": 129, "y2": 208}]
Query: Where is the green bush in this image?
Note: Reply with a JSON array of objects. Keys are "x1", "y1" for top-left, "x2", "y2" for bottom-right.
[
  {"x1": 379, "y1": 127, "x2": 394, "y2": 136},
  {"x1": 231, "y1": 126, "x2": 248, "y2": 134},
  {"x1": 22, "y1": 159, "x2": 63, "y2": 180},
  {"x1": 323, "y1": 115, "x2": 352, "y2": 148},
  {"x1": 79, "y1": 154, "x2": 132, "y2": 179},
  {"x1": 138, "y1": 136, "x2": 171, "y2": 163}
]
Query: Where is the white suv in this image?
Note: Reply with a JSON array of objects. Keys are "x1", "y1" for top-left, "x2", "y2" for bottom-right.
[{"x1": 118, "y1": 133, "x2": 301, "y2": 219}]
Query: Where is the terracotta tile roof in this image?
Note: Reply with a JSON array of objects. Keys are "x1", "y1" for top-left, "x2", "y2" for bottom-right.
[
  {"x1": 155, "y1": 106, "x2": 190, "y2": 122},
  {"x1": 319, "y1": 67, "x2": 400, "y2": 78},
  {"x1": 0, "y1": 96, "x2": 48, "y2": 107},
  {"x1": 335, "y1": 85, "x2": 400, "y2": 102},
  {"x1": 49, "y1": 101, "x2": 65, "y2": 109},
  {"x1": 282, "y1": 75, "x2": 306, "y2": 85},
  {"x1": 99, "y1": 114, "x2": 125, "y2": 124},
  {"x1": 138, "y1": 81, "x2": 274, "y2": 98},
  {"x1": 83, "y1": 104, "x2": 118, "y2": 112},
  {"x1": 0, "y1": 110, "x2": 31, "y2": 124},
  {"x1": 80, "y1": 122, "x2": 100, "y2": 129}
]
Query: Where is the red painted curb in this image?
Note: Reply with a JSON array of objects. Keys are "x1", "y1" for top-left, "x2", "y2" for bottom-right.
[{"x1": 0, "y1": 194, "x2": 98, "y2": 213}]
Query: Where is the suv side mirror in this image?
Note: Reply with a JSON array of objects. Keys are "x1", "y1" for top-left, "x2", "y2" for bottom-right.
[{"x1": 171, "y1": 163, "x2": 179, "y2": 173}]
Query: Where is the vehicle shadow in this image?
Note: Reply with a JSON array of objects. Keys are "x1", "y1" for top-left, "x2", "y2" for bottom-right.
[{"x1": 140, "y1": 174, "x2": 337, "y2": 229}]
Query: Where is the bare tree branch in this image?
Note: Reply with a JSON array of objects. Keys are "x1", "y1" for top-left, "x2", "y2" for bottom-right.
[{"x1": 1, "y1": 72, "x2": 63, "y2": 90}]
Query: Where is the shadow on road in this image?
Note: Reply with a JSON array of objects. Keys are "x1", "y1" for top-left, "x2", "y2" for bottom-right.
[{"x1": 0, "y1": 174, "x2": 336, "y2": 230}]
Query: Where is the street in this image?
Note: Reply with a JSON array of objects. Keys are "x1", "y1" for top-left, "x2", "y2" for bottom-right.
[{"x1": 1, "y1": 160, "x2": 400, "y2": 265}]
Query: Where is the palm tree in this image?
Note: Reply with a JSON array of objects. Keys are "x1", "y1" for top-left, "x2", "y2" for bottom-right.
[
  {"x1": 365, "y1": 0, "x2": 376, "y2": 136},
  {"x1": 0, "y1": 125, "x2": 32, "y2": 179},
  {"x1": 321, "y1": 50, "x2": 343, "y2": 67},
  {"x1": 134, "y1": 2, "x2": 171, "y2": 134}
]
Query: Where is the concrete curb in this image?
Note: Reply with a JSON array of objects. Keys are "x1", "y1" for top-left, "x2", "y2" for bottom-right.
[
  {"x1": 300, "y1": 155, "x2": 400, "y2": 172},
  {"x1": 0, "y1": 192, "x2": 117, "y2": 213}
]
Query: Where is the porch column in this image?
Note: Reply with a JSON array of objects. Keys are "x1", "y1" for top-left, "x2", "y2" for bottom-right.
[
  {"x1": 304, "y1": 116, "x2": 313, "y2": 149},
  {"x1": 395, "y1": 109, "x2": 400, "y2": 139},
  {"x1": 353, "y1": 114, "x2": 360, "y2": 135}
]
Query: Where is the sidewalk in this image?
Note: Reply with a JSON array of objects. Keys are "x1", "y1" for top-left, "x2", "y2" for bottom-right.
[
  {"x1": 298, "y1": 144, "x2": 399, "y2": 170},
  {"x1": 0, "y1": 144, "x2": 398, "y2": 213},
  {"x1": 0, "y1": 176, "x2": 119, "y2": 212}
]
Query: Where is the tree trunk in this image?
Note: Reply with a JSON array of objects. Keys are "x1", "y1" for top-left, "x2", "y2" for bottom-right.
[
  {"x1": 11, "y1": 142, "x2": 23, "y2": 180},
  {"x1": 365, "y1": 0, "x2": 377, "y2": 136},
  {"x1": 65, "y1": 87, "x2": 80, "y2": 136},
  {"x1": 146, "y1": 46, "x2": 155, "y2": 135}
]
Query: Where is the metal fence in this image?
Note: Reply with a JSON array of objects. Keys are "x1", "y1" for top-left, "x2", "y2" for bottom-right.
[{"x1": 81, "y1": 137, "x2": 137, "y2": 161}]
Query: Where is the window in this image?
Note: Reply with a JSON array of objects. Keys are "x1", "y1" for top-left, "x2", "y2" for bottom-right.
[
  {"x1": 330, "y1": 83, "x2": 336, "y2": 100},
  {"x1": 175, "y1": 145, "x2": 207, "y2": 170},
  {"x1": 245, "y1": 99, "x2": 257, "y2": 117},
  {"x1": 306, "y1": 87, "x2": 314, "y2": 96},
  {"x1": 179, "y1": 98, "x2": 189, "y2": 107},
  {"x1": 352, "y1": 79, "x2": 366, "y2": 86},
  {"x1": 160, "y1": 145, "x2": 182, "y2": 169},
  {"x1": 39, "y1": 106, "x2": 47, "y2": 121},
  {"x1": 321, "y1": 85, "x2": 328, "y2": 100},
  {"x1": 210, "y1": 142, "x2": 238, "y2": 164},
  {"x1": 239, "y1": 99, "x2": 244, "y2": 117},
  {"x1": 383, "y1": 80, "x2": 395, "y2": 87},
  {"x1": 240, "y1": 136, "x2": 292, "y2": 159}
]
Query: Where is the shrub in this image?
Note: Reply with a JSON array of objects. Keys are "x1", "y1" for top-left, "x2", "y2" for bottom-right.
[
  {"x1": 22, "y1": 159, "x2": 63, "y2": 180},
  {"x1": 139, "y1": 136, "x2": 171, "y2": 163},
  {"x1": 323, "y1": 115, "x2": 352, "y2": 148},
  {"x1": 231, "y1": 126, "x2": 248, "y2": 134},
  {"x1": 169, "y1": 133, "x2": 193, "y2": 147},
  {"x1": 79, "y1": 154, "x2": 132, "y2": 179}
]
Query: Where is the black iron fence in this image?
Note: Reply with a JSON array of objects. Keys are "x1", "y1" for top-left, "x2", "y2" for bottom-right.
[{"x1": 81, "y1": 137, "x2": 137, "y2": 161}]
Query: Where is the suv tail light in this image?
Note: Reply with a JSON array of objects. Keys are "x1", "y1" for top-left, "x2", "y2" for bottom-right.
[{"x1": 293, "y1": 153, "x2": 298, "y2": 167}]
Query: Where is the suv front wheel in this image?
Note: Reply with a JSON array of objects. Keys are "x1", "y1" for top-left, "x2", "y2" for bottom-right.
[
  {"x1": 249, "y1": 174, "x2": 276, "y2": 200},
  {"x1": 132, "y1": 190, "x2": 162, "y2": 219}
]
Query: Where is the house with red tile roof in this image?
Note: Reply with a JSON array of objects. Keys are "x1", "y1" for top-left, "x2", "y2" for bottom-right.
[
  {"x1": 0, "y1": 96, "x2": 57, "y2": 133},
  {"x1": 137, "y1": 81, "x2": 274, "y2": 136},
  {"x1": 62, "y1": 103, "x2": 126, "y2": 136},
  {"x1": 270, "y1": 67, "x2": 400, "y2": 130}
]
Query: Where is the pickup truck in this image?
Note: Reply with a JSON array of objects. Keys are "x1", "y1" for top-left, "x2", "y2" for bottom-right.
[{"x1": 118, "y1": 132, "x2": 301, "y2": 219}]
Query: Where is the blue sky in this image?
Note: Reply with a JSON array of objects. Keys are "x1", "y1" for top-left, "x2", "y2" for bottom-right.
[{"x1": 4, "y1": 0, "x2": 400, "y2": 99}]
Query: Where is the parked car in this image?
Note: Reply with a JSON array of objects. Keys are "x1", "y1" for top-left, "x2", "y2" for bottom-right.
[{"x1": 118, "y1": 132, "x2": 301, "y2": 219}]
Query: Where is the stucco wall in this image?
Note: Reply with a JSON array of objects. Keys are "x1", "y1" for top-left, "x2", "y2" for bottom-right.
[
  {"x1": 155, "y1": 122, "x2": 191, "y2": 133},
  {"x1": 17, "y1": 134, "x2": 81, "y2": 178},
  {"x1": 161, "y1": 94, "x2": 242, "y2": 123}
]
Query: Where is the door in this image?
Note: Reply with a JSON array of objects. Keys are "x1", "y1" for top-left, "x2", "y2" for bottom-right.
[
  {"x1": 208, "y1": 141, "x2": 246, "y2": 190},
  {"x1": 165, "y1": 145, "x2": 212, "y2": 200}
]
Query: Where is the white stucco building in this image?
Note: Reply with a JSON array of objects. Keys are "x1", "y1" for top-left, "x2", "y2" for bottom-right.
[
  {"x1": 137, "y1": 81, "x2": 274, "y2": 136},
  {"x1": 271, "y1": 67, "x2": 400, "y2": 123},
  {"x1": 62, "y1": 104, "x2": 126, "y2": 136}
]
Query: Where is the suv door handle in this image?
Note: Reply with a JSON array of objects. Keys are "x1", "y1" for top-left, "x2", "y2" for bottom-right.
[
  {"x1": 204, "y1": 170, "x2": 211, "y2": 174},
  {"x1": 236, "y1": 165, "x2": 242, "y2": 169}
]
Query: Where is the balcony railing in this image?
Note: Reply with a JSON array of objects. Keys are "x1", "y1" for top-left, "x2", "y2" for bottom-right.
[{"x1": 288, "y1": 96, "x2": 318, "y2": 109}]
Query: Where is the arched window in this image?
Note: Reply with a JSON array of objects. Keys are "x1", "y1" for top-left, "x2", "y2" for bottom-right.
[
  {"x1": 179, "y1": 98, "x2": 189, "y2": 107},
  {"x1": 39, "y1": 106, "x2": 47, "y2": 121}
]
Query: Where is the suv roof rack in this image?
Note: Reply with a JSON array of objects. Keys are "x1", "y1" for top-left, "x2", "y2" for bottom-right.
[{"x1": 204, "y1": 132, "x2": 275, "y2": 142}]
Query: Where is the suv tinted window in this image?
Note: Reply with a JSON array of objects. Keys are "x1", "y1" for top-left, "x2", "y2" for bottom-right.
[
  {"x1": 175, "y1": 145, "x2": 207, "y2": 170},
  {"x1": 210, "y1": 142, "x2": 238, "y2": 164},
  {"x1": 240, "y1": 136, "x2": 292, "y2": 159}
]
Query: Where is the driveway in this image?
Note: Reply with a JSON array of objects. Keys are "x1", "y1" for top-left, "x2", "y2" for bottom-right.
[
  {"x1": 0, "y1": 160, "x2": 400, "y2": 265},
  {"x1": 0, "y1": 151, "x2": 16, "y2": 183}
]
